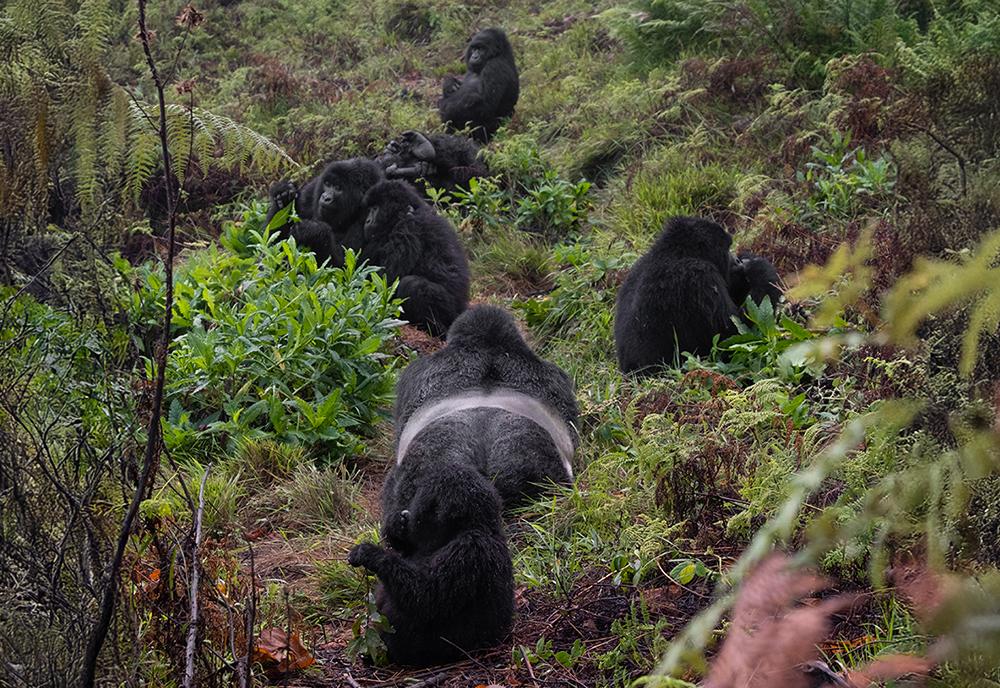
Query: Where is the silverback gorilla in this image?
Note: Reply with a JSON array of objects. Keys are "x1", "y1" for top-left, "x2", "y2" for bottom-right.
[
  {"x1": 377, "y1": 130, "x2": 489, "y2": 192},
  {"x1": 348, "y1": 305, "x2": 579, "y2": 665},
  {"x1": 614, "y1": 216, "x2": 782, "y2": 374},
  {"x1": 438, "y1": 28, "x2": 519, "y2": 142},
  {"x1": 358, "y1": 180, "x2": 470, "y2": 336},
  {"x1": 262, "y1": 159, "x2": 382, "y2": 266}
]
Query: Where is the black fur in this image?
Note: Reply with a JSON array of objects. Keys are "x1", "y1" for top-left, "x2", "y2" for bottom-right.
[
  {"x1": 378, "y1": 131, "x2": 489, "y2": 192},
  {"x1": 395, "y1": 305, "x2": 579, "y2": 506},
  {"x1": 348, "y1": 306, "x2": 577, "y2": 665},
  {"x1": 729, "y1": 252, "x2": 783, "y2": 309},
  {"x1": 358, "y1": 180, "x2": 470, "y2": 336},
  {"x1": 614, "y1": 216, "x2": 740, "y2": 374},
  {"x1": 262, "y1": 159, "x2": 383, "y2": 266},
  {"x1": 438, "y1": 28, "x2": 519, "y2": 142}
]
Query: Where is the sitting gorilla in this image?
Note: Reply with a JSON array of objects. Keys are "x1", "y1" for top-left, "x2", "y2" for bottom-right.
[
  {"x1": 358, "y1": 180, "x2": 470, "y2": 336},
  {"x1": 614, "y1": 216, "x2": 782, "y2": 374},
  {"x1": 438, "y1": 28, "x2": 519, "y2": 142},
  {"x1": 262, "y1": 158, "x2": 383, "y2": 266},
  {"x1": 377, "y1": 131, "x2": 489, "y2": 193},
  {"x1": 348, "y1": 305, "x2": 578, "y2": 665}
]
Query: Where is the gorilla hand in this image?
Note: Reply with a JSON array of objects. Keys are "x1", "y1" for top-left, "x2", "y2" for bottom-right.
[
  {"x1": 443, "y1": 75, "x2": 462, "y2": 97},
  {"x1": 348, "y1": 542, "x2": 383, "y2": 571},
  {"x1": 269, "y1": 180, "x2": 298, "y2": 210},
  {"x1": 386, "y1": 161, "x2": 438, "y2": 180}
]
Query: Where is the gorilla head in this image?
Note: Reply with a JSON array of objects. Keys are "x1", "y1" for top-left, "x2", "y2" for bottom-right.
[
  {"x1": 465, "y1": 28, "x2": 514, "y2": 73},
  {"x1": 306, "y1": 158, "x2": 383, "y2": 230},
  {"x1": 655, "y1": 216, "x2": 734, "y2": 279},
  {"x1": 382, "y1": 462, "x2": 503, "y2": 557},
  {"x1": 361, "y1": 179, "x2": 427, "y2": 241},
  {"x1": 729, "y1": 252, "x2": 783, "y2": 308}
]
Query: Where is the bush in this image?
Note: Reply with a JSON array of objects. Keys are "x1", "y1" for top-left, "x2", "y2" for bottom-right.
[{"x1": 131, "y1": 205, "x2": 403, "y2": 462}]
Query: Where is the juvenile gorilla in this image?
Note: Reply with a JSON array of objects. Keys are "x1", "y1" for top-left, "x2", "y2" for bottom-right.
[
  {"x1": 438, "y1": 28, "x2": 519, "y2": 142},
  {"x1": 348, "y1": 306, "x2": 578, "y2": 665},
  {"x1": 614, "y1": 216, "x2": 782, "y2": 374},
  {"x1": 377, "y1": 131, "x2": 489, "y2": 192},
  {"x1": 262, "y1": 159, "x2": 383, "y2": 265},
  {"x1": 358, "y1": 180, "x2": 470, "y2": 336},
  {"x1": 729, "y1": 252, "x2": 783, "y2": 309}
]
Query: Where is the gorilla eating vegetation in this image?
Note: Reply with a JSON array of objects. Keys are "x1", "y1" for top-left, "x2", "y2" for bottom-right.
[
  {"x1": 262, "y1": 158, "x2": 383, "y2": 266},
  {"x1": 358, "y1": 180, "x2": 470, "y2": 336},
  {"x1": 348, "y1": 305, "x2": 578, "y2": 665},
  {"x1": 377, "y1": 130, "x2": 489, "y2": 193},
  {"x1": 614, "y1": 216, "x2": 782, "y2": 374},
  {"x1": 438, "y1": 28, "x2": 519, "y2": 142}
]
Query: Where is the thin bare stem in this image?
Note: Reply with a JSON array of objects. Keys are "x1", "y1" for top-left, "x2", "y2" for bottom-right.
[
  {"x1": 184, "y1": 467, "x2": 210, "y2": 688},
  {"x1": 81, "y1": 0, "x2": 180, "y2": 683}
]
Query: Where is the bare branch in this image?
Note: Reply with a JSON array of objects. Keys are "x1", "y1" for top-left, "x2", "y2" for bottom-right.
[
  {"x1": 81, "y1": 0, "x2": 181, "y2": 683},
  {"x1": 184, "y1": 467, "x2": 210, "y2": 688}
]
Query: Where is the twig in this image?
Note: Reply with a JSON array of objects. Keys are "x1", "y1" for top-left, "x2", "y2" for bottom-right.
[
  {"x1": 906, "y1": 122, "x2": 967, "y2": 197},
  {"x1": 343, "y1": 672, "x2": 363, "y2": 688},
  {"x1": 184, "y1": 467, "x2": 210, "y2": 688},
  {"x1": 392, "y1": 671, "x2": 450, "y2": 688},
  {"x1": 243, "y1": 539, "x2": 257, "y2": 688},
  {"x1": 81, "y1": 0, "x2": 181, "y2": 683}
]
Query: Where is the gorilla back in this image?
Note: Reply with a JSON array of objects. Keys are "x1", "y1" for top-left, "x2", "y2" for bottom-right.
[
  {"x1": 393, "y1": 305, "x2": 578, "y2": 506},
  {"x1": 359, "y1": 180, "x2": 470, "y2": 336},
  {"x1": 614, "y1": 216, "x2": 741, "y2": 374},
  {"x1": 346, "y1": 306, "x2": 578, "y2": 664},
  {"x1": 438, "y1": 28, "x2": 519, "y2": 142}
]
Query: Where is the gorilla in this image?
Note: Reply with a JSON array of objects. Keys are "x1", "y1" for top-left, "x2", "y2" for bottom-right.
[
  {"x1": 729, "y1": 252, "x2": 783, "y2": 310},
  {"x1": 348, "y1": 305, "x2": 578, "y2": 665},
  {"x1": 358, "y1": 180, "x2": 470, "y2": 336},
  {"x1": 262, "y1": 158, "x2": 383, "y2": 266},
  {"x1": 614, "y1": 216, "x2": 782, "y2": 374},
  {"x1": 377, "y1": 131, "x2": 489, "y2": 193},
  {"x1": 438, "y1": 28, "x2": 519, "y2": 142}
]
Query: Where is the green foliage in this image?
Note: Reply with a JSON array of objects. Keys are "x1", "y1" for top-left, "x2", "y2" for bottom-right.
[
  {"x1": 515, "y1": 171, "x2": 592, "y2": 236},
  {"x1": 798, "y1": 133, "x2": 898, "y2": 219},
  {"x1": 0, "y1": 0, "x2": 294, "y2": 225},
  {"x1": 711, "y1": 297, "x2": 823, "y2": 383},
  {"x1": 604, "y1": 0, "x2": 919, "y2": 81},
  {"x1": 129, "y1": 206, "x2": 403, "y2": 462},
  {"x1": 433, "y1": 141, "x2": 593, "y2": 239},
  {"x1": 514, "y1": 240, "x2": 631, "y2": 338}
]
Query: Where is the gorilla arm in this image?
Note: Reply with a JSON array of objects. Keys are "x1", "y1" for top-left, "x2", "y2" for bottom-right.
[{"x1": 347, "y1": 531, "x2": 507, "y2": 618}]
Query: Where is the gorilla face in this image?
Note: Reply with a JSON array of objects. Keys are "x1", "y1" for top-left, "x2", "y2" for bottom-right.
[
  {"x1": 318, "y1": 177, "x2": 342, "y2": 213},
  {"x1": 465, "y1": 29, "x2": 508, "y2": 72}
]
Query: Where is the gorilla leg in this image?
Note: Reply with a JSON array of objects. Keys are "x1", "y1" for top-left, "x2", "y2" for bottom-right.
[{"x1": 396, "y1": 275, "x2": 460, "y2": 336}]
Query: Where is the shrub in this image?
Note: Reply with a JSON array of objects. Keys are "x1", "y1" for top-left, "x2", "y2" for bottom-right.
[{"x1": 131, "y1": 205, "x2": 403, "y2": 462}]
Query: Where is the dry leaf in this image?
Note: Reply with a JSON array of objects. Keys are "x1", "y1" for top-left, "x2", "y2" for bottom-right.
[
  {"x1": 704, "y1": 554, "x2": 856, "y2": 688},
  {"x1": 252, "y1": 627, "x2": 315, "y2": 678},
  {"x1": 704, "y1": 554, "x2": 940, "y2": 688},
  {"x1": 844, "y1": 654, "x2": 935, "y2": 686}
]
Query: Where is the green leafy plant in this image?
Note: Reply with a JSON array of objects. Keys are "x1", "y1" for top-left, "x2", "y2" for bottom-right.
[
  {"x1": 132, "y1": 205, "x2": 403, "y2": 462},
  {"x1": 798, "y1": 133, "x2": 898, "y2": 219},
  {"x1": 710, "y1": 297, "x2": 823, "y2": 383},
  {"x1": 515, "y1": 171, "x2": 592, "y2": 236}
]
